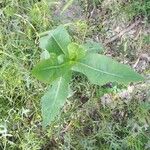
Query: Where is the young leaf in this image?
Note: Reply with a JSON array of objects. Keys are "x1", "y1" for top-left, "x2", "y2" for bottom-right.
[
  {"x1": 72, "y1": 53, "x2": 144, "y2": 85},
  {"x1": 41, "y1": 74, "x2": 71, "y2": 127},
  {"x1": 68, "y1": 42, "x2": 86, "y2": 60},
  {"x1": 57, "y1": 54, "x2": 65, "y2": 64},
  {"x1": 40, "y1": 50, "x2": 50, "y2": 60},
  {"x1": 83, "y1": 40, "x2": 104, "y2": 53},
  {"x1": 32, "y1": 56, "x2": 71, "y2": 83},
  {"x1": 39, "y1": 25, "x2": 71, "y2": 55}
]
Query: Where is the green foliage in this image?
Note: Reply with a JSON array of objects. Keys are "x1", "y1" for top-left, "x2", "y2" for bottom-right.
[
  {"x1": 39, "y1": 26, "x2": 71, "y2": 55},
  {"x1": 72, "y1": 53, "x2": 143, "y2": 85},
  {"x1": 32, "y1": 25, "x2": 144, "y2": 127},
  {"x1": 68, "y1": 43, "x2": 86, "y2": 60},
  {"x1": 42, "y1": 74, "x2": 71, "y2": 127},
  {"x1": 32, "y1": 54, "x2": 71, "y2": 83},
  {"x1": 116, "y1": 0, "x2": 150, "y2": 21},
  {"x1": 1, "y1": 0, "x2": 149, "y2": 149}
]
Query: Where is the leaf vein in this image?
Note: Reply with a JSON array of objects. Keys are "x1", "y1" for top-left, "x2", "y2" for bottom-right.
[
  {"x1": 50, "y1": 32, "x2": 65, "y2": 54},
  {"x1": 78, "y1": 62, "x2": 123, "y2": 78}
]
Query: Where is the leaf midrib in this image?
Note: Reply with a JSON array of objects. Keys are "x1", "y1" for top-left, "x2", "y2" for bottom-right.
[
  {"x1": 50, "y1": 32, "x2": 65, "y2": 54},
  {"x1": 44, "y1": 77, "x2": 62, "y2": 113},
  {"x1": 78, "y1": 62, "x2": 123, "y2": 78},
  {"x1": 54, "y1": 77, "x2": 62, "y2": 103},
  {"x1": 41, "y1": 63, "x2": 66, "y2": 71}
]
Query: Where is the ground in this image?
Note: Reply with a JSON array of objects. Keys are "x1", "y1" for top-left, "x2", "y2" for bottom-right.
[{"x1": 0, "y1": 0, "x2": 150, "y2": 150}]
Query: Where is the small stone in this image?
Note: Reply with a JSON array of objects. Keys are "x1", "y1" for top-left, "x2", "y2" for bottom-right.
[{"x1": 101, "y1": 94, "x2": 114, "y2": 108}]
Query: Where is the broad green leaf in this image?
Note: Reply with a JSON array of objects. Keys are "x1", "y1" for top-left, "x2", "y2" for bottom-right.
[
  {"x1": 39, "y1": 25, "x2": 71, "y2": 55},
  {"x1": 68, "y1": 42, "x2": 86, "y2": 60},
  {"x1": 32, "y1": 56, "x2": 71, "y2": 83},
  {"x1": 83, "y1": 40, "x2": 104, "y2": 53},
  {"x1": 42, "y1": 74, "x2": 71, "y2": 127},
  {"x1": 72, "y1": 53, "x2": 144, "y2": 85}
]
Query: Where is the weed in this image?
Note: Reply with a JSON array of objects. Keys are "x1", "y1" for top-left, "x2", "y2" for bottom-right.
[
  {"x1": 0, "y1": 0, "x2": 149, "y2": 149},
  {"x1": 32, "y1": 25, "x2": 143, "y2": 127}
]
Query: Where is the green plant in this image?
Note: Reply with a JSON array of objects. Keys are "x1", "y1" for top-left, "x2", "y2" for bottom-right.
[{"x1": 32, "y1": 25, "x2": 144, "y2": 127}]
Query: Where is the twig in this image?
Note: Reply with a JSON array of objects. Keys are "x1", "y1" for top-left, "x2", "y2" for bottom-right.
[
  {"x1": 105, "y1": 19, "x2": 141, "y2": 45},
  {"x1": 133, "y1": 54, "x2": 150, "y2": 68},
  {"x1": 61, "y1": 121, "x2": 72, "y2": 133}
]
